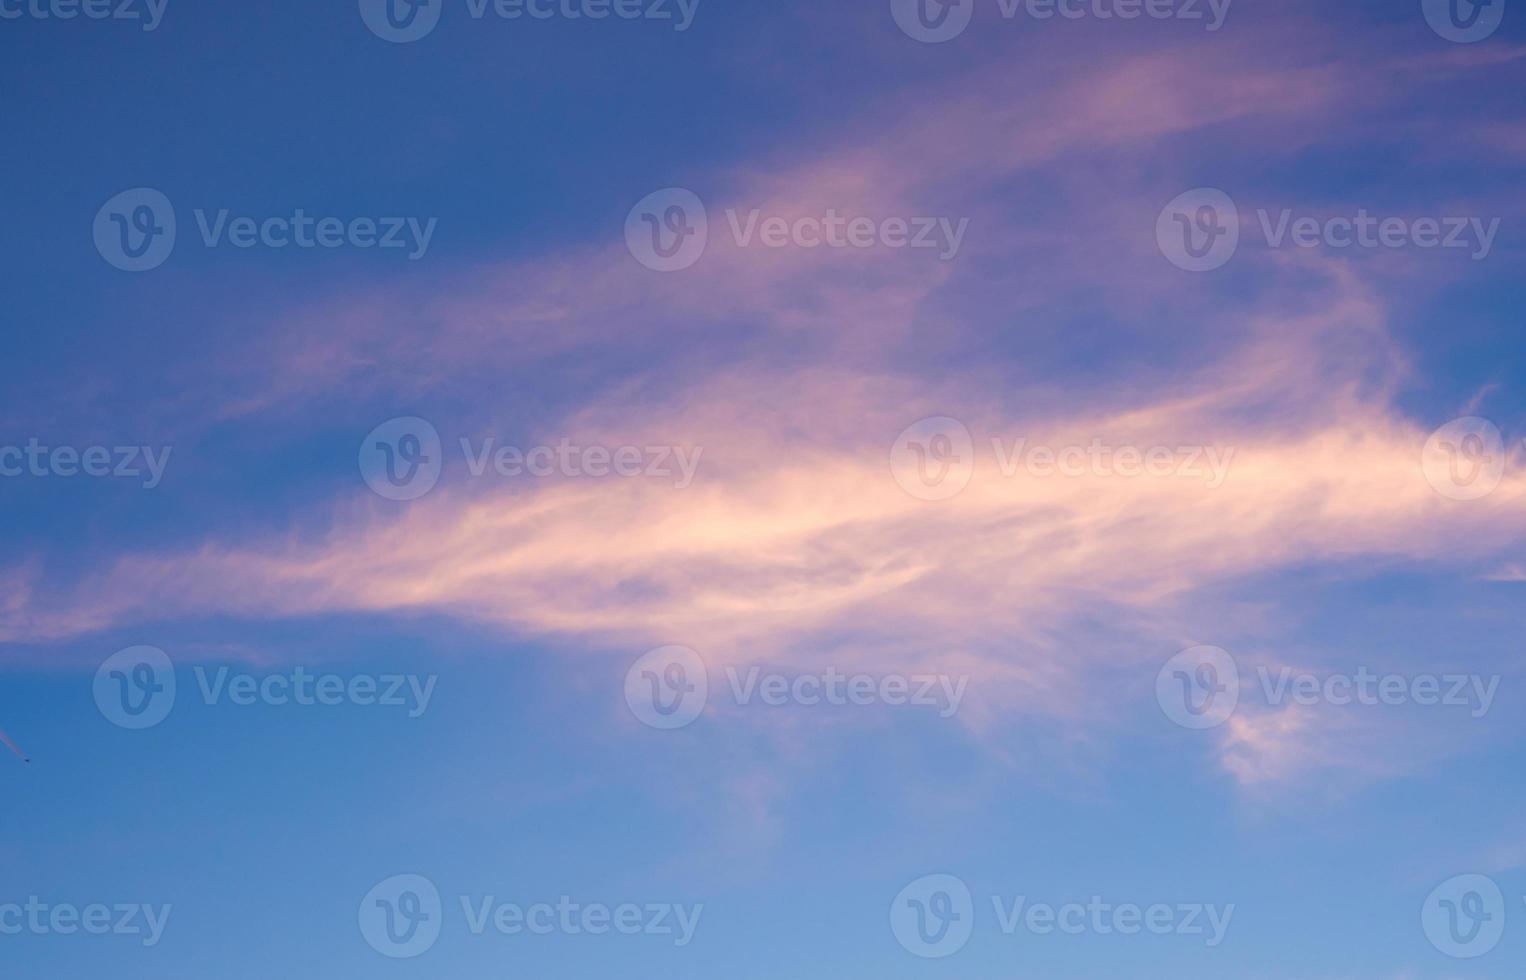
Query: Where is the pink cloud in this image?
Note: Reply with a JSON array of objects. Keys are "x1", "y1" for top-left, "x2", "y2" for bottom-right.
[{"x1": 9, "y1": 22, "x2": 1525, "y2": 798}]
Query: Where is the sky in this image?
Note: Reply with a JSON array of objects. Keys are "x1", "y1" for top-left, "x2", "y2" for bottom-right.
[{"x1": 1, "y1": 0, "x2": 1525, "y2": 977}]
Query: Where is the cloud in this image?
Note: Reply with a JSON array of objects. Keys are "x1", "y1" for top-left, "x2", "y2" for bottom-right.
[
  {"x1": 173, "y1": 32, "x2": 1367, "y2": 423},
  {"x1": 8, "y1": 19, "x2": 1525, "y2": 796},
  {"x1": 10, "y1": 265, "x2": 1526, "y2": 702}
]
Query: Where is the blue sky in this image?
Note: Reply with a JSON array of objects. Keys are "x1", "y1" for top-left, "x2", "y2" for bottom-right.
[{"x1": 3, "y1": 1, "x2": 1526, "y2": 977}]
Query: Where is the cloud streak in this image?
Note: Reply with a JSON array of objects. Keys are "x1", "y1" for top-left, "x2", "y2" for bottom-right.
[{"x1": 8, "y1": 18, "x2": 1525, "y2": 796}]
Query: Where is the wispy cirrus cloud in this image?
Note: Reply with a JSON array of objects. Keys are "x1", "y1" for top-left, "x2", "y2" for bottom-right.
[
  {"x1": 8, "y1": 264, "x2": 1525, "y2": 757},
  {"x1": 7, "y1": 19, "x2": 1525, "y2": 797}
]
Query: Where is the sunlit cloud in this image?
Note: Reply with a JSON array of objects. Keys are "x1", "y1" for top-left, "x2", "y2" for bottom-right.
[{"x1": 7, "y1": 20, "x2": 1525, "y2": 799}]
